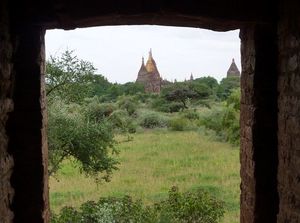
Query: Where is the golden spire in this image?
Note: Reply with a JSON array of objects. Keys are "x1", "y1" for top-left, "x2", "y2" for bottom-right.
[{"x1": 146, "y1": 48, "x2": 158, "y2": 73}]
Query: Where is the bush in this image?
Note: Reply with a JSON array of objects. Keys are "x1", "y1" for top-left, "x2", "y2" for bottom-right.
[
  {"x1": 222, "y1": 104, "x2": 240, "y2": 146},
  {"x1": 139, "y1": 112, "x2": 169, "y2": 129},
  {"x1": 198, "y1": 106, "x2": 225, "y2": 135},
  {"x1": 181, "y1": 109, "x2": 200, "y2": 120},
  {"x1": 168, "y1": 117, "x2": 189, "y2": 131},
  {"x1": 158, "y1": 186, "x2": 225, "y2": 223},
  {"x1": 198, "y1": 92, "x2": 240, "y2": 146},
  {"x1": 168, "y1": 102, "x2": 184, "y2": 113},
  {"x1": 151, "y1": 97, "x2": 184, "y2": 113},
  {"x1": 85, "y1": 102, "x2": 116, "y2": 122},
  {"x1": 51, "y1": 187, "x2": 225, "y2": 223},
  {"x1": 51, "y1": 196, "x2": 157, "y2": 223},
  {"x1": 151, "y1": 97, "x2": 170, "y2": 112},
  {"x1": 117, "y1": 96, "x2": 138, "y2": 116},
  {"x1": 108, "y1": 110, "x2": 137, "y2": 133}
]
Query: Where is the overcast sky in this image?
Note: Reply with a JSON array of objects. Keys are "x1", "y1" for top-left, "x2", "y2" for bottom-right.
[{"x1": 45, "y1": 25, "x2": 241, "y2": 84}]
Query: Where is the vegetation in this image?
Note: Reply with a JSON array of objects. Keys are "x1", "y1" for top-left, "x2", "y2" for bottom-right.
[
  {"x1": 50, "y1": 131, "x2": 240, "y2": 223},
  {"x1": 47, "y1": 100, "x2": 118, "y2": 180},
  {"x1": 47, "y1": 50, "x2": 241, "y2": 223},
  {"x1": 51, "y1": 185, "x2": 225, "y2": 223}
]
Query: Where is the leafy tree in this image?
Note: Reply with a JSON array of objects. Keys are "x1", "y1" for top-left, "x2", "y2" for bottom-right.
[
  {"x1": 194, "y1": 76, "x2": 219, "y2": 90},
  {"x1": 48, "y1": 100, "x2": 118, "y2": 181},
  {"x1": 105, "y1": 84, "x2": 123, "y2": 101},
  {"x1": 217, "y1": 76, "x2": 240, "y2": 100},
  {"x1": 226, "y1": 87, "x2": 241, "y2": 110},
  {"x1": 46, "y1": 51, "x2": 118, "y2": 180},
  {"x1": 117, "y1": 95, "x2": 138, "y2": 116},
  {"x1": 165, "y1": 88, "x2": 197, "y2": 108},
  {"x1": 188, "y1": 81, "x2": 212, "y2": 98},
  {"x1": 121, "y1": 82, "x2": 144, "y2": 95},
  {"x1": 46, "y1": 50, "x2": 97, "y2": 103},
  {"x1": 198, "y1": 88, "x2": 240, "y2": 145},
  {"x1": 162, "y1": 83, "x2": 203, "y2": 109},
  {"x1": 89, "y1": 74, "x2": 112, "y2": 97}
]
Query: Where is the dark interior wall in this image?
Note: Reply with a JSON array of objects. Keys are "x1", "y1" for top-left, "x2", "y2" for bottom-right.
[
  {"x1": 240, "y1": 24, "x2": 278, "y2": 223},
  {"x1": 0, "y1": 1, "x2": 14, "y2": 222},
  {"x1": 1, "y1": 0, "x2": 300, "y2": 223},
  {"x1": 0, "y1": 1, "x2": 49, "y2": 222},
  {"x1": 6, "y1": 25, "x2": 49, "y2": 223},
  {"x1": 11, "y1": 0, "x2": 276, "y2": 31},
  {"x1": 277, "y1": 0, "x2": 300, "y2": 222}
]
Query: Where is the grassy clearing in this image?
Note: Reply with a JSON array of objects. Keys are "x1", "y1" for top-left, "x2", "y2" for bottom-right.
[{"x1": 49, "y1": 130, "x2": 240, "y2": 223}]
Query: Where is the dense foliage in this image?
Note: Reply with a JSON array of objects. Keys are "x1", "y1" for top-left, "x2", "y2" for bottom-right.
[
  {"x1": 198, "y1": 89, "x2": 241, "y2": 145},
  {"x1": 48, "y1": 100, "x2": 119, "y2": 181},
  {"x1": 51, "y1": 186, "x2": 225, "y2": 223},
  {"x1": 47, "y1": 51, "x2": 240, "y2": 222},
  {"x1": 46, "y1": 51, "x2": 119, "y2": 179},
  {"x1": 46, "y1": 50, "x2": 241, "y2": 178}
]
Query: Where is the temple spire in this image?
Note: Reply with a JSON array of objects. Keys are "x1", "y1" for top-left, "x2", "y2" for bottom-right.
[
  {"x1": 227, "y1": 58, "x2": 240, "y2": 77},
  {"x1": 149, "y1": 48, "x2": 153, "y2": 59},
  {"x1": 190, "y1": 73, "x2": 194, "y2": 81}
]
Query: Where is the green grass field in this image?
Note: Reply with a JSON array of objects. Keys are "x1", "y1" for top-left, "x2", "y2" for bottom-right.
[{"x1": 49, "y1": 130, "x2": 240, "y2": 223}]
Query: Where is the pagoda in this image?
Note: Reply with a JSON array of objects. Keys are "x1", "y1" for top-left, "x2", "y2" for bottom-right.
[{"x1": 136, "y1": 49, "x2": 161, "y2": 93}]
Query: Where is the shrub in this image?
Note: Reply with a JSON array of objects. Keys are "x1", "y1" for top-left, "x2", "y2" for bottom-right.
[
  {"x1": 117, "y1": 96, "x2": 138, "y2": 116},
  {"x1": 181, "y1": 109, "x2": 200, "y2": 120},
  {"x1": 158, "y1": 186, "x2": 225, "y2": 223},
  {"x1": 168, "y1": 102, "x2": 184, "y2": 113},
  {"x1": 108, "y1": 110, "x2": 137, "y2": 133},
  {"x1": 139, "y1": 112, "x2": 169, "y2": 129},
  {"x1": 151, "y1": 97, "x2": 170, "y2": 112},
  {"x1": 51, "y1": 187, "x2": 225, "y2": 223},
  {"x1": 151, "y1": 97, "x2": 184, "y2": 113},
  {"x1": 51, "y1": 207, "x2": 81, "y2": 223},
  {"x1": 168, "y1": 117, "x2": 189, "y2": 131},
  {"x1": 51, "y1": 196, "x2": 157, "y2": 223},
  {"x1": 198, "y1": 93, "x2": 240, "y2": 146},
  {"x1": 198, "y1": 106, "x2": 225, "y2": 134},
  {"x1": 222, "y1": 104, "x2": 240, "y2": 146},
  {"x1": 85, "y1": 102, "x2": 116, "y2": 122}
]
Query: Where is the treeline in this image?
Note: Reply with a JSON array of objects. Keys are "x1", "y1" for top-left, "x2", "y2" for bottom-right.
[{"x1": 46, "y1": 50, "x2": 239, "y2": 105}]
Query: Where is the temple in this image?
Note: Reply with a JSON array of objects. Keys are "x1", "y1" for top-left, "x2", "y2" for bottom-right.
[
  {"x1": 227, "y1": 58, "x2": 241, "y2": 77},
  {"x1": 136, "y1": 49, "x2": 162, "y2": 93}
]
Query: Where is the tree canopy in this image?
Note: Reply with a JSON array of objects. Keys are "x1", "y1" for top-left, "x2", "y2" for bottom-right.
[{"x1": 46, "y1": 50, "x2": 118, "y2": 180}]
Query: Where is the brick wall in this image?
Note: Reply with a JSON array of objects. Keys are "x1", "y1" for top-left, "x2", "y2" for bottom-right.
[
  {"x1": 0, "y1": 1, "x2": 14, "y2": 222},
  {"x1": 277, "y1": 0, "x2": 300, "y2": 222},
  {"x1": 240, "y1": 24, "x2": 278, "y2": 223},
  {"x1": 6, "y1": 25, "x2": 49, "y2": 222}
]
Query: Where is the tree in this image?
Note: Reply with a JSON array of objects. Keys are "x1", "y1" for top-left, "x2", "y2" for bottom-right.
[
  {"x1": 46, "y1": 51, "x2": 118, "y2": 180},
  {"x1": 188, "y1": 81, "x2": 212, "y2": 99},
  {"x1": 121, "y1": 82, "x2": 144, "y2": 95},
  {"x1": 89, "y1": 74, "x2": 112, "y2": 97},
  {"x1": 48, "y1": 100, "x2": 118, "y2": 181},
  {"x1": 162, "y1": 83, "x2": 197, "y2": 109},
  {"x1": 194, "y1": 76, "x2": 219, "y2": 90},
  {"x1": 217, "y1": 76, "x2": 240, "y2": 100},
  {"x1": 46, "y1": 49, "x2": 97, "y2": 103}
]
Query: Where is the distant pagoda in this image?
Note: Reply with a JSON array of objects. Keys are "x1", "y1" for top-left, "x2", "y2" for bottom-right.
[
  {"x1": 227, "y1": 58, "x2": 241, "y2": 77},
  {"x1": 136, "y1": 49, "x2": 161, "y2": 93}
]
